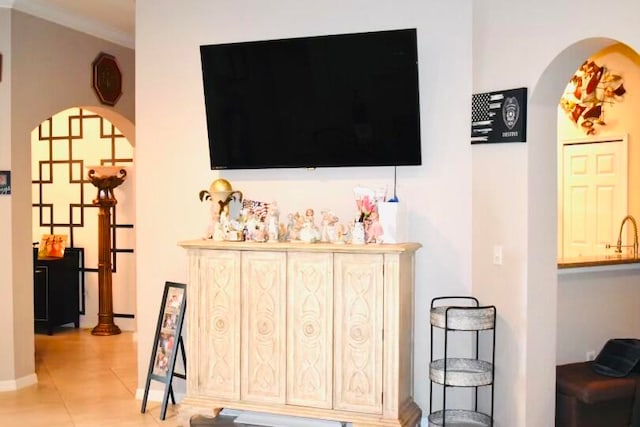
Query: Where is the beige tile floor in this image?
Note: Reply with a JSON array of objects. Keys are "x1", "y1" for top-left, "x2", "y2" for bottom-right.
[{"x1": 0, "y1": 328, "x2": 183, "y2": 427}]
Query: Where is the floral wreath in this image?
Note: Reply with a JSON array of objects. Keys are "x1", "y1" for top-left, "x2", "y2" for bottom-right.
[{"x1": 559, "y1": 60, "x2": 626, "y2": 135}]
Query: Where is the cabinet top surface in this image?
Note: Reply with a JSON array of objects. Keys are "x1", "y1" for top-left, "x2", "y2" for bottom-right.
[{"x1": 178, "y1": 239, "x2": 421, "y2": 254}]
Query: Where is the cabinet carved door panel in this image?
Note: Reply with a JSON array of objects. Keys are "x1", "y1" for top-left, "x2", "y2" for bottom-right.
[
  {"x1": 195, "y1": 250, "x2": 241, "y2": 399},
  {"x1": 287, "y1": 252, "x2": 334, "y2": 408},
  {"x1": 241, "y1": 251, "x2": 287, "y2": 403},
  {"x1": 333, "y1": 253, "x2": 383, "y2": 414}
]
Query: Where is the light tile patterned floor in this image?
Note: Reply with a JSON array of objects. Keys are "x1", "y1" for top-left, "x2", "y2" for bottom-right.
[{"x1": 0, "y1": 328, "x2": 182, "y2": 427}]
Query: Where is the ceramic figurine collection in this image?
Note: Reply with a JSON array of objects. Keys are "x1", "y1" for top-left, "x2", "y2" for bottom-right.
[{"x1": 199, "y1": 179, "x2": 387, "y2": 244}]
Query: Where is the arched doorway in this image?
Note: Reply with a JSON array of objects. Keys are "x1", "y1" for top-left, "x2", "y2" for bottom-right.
[
  {"x1": 31, "y1": 107, "x2": 136, "y2": 332},
  {"x1": 555, "y1": 43, "x2": 640, "y2": 365},
  {"x1": 526, "y1": 37, "x2": 632, "y2": 424}
]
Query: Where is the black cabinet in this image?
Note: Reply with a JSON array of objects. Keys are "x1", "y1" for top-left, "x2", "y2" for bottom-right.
[{"x1": 33, "y1": 248, "x2": 81, "y2": 335}]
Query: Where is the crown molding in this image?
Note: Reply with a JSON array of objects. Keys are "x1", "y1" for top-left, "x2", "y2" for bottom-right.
[{"x1": 8, "y1": 0, "x2": 134, "y2": 49}]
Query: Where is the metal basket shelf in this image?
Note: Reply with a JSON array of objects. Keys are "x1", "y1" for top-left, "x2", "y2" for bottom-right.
[
  {"x1": 430, "y1": 358, "x2": 493, "y2": 387},
  {"x1": 430, "y1": 306, "x2": 495, "y2": 331},
  {"x1": 428, "y1": 409, "x2": 492, "y2": 427}
]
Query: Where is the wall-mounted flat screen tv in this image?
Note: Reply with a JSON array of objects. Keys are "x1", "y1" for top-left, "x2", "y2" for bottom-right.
[{"x1": 200, "y1": 28, "x2": 421, "y2": 170}]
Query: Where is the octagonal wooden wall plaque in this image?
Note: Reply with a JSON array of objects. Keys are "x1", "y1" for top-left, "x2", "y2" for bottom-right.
[{"x1": 92, "y1": 52, "x2": 122, "y2": 106}]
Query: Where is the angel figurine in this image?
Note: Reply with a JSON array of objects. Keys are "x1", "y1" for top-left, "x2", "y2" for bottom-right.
[{"x1": 365, "y1": 211, "x2": 384, "y2": 244}]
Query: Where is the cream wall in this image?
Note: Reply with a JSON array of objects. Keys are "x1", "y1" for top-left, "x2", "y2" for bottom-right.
[
  {"x1": 473, "y1": 0, "x2": 640, "y2": 426},
  {"x1": 135, "y1": 0, "x2": 473, "y2": 417},
  {"x1": 557, "y1": 266, "x2": 640, "y2": 364},
  {"x1": 0, "y1": 6, "x2": 17, "y2": 389},
  {"x1": 0, "y1": 8, "x2": 134, "y2": 387}
]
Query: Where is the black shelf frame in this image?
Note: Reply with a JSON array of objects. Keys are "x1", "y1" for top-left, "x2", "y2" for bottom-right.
[{"x1": 429, "y1": 296, "x2": 496, "y2": 427}]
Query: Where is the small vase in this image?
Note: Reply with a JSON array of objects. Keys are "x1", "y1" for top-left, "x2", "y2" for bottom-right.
[{"x1": 352, "y1": 222, "x2": 365, "y2": 244}]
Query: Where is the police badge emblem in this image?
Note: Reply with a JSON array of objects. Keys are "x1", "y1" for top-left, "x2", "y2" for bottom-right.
[{"x1": 502, "y1": 96, "x2": 520, "y2": 130}]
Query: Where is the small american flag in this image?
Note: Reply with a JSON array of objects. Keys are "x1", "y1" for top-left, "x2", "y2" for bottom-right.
[
  {"x1": 471, "y1": 92, "x2": 503, "y2": 143},
  {"x1": 243, "y1": 199, "x2": 270, "y2": 221}
]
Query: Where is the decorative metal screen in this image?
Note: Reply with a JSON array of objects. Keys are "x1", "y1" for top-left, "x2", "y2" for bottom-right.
[{"x1": 32, "y1": 107, "x2": 135, "y2": 326}]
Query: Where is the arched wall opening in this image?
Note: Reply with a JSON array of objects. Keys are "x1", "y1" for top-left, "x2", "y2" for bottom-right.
[
  {"x1": 30, "y1": 106, "x2": 136, "y2": 332},
  {"x1": 554, "y1": 42, "x2": 640, "y2": 365},
  {"x1": 526, "y1": 36, "x2": 638, "y2": 422}
]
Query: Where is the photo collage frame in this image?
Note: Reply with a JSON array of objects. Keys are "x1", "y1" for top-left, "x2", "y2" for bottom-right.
[{"x1": 141, "y1": 281, "x2": 187, "y2": 420}]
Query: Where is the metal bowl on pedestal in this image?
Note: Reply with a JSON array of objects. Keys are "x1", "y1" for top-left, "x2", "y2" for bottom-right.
[{"x1": 86, "y1": 165, "x2": 128, "y2": 336}]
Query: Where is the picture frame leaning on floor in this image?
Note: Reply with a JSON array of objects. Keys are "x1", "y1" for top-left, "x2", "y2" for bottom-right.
[{"x1": 141, "y1": 281, "x2": 187, "y2": 420}]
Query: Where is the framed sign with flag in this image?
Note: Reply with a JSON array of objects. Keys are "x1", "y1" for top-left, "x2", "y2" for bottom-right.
[{"x1": 471, "y1": 87, "x2": 527, "y2": 144}]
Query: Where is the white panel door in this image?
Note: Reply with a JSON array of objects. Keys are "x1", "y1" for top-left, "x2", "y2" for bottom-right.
[{"x1": 562, "y1": 139, "x2": 627, "y2": 258}]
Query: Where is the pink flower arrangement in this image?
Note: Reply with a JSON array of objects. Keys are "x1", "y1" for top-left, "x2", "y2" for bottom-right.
[{"x1": 356, "y1": 194, "x2": 377, "y2": 222}]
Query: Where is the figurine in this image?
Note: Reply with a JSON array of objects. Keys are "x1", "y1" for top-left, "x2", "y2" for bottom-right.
[
  {"x1": 220, "y1": 203, "x2": 231, "y2": 226},
  {"x1": 285, "y1": 213, "x2": 296, "y2": 241},
  {"x1": 300, "y1": 209, "x2": 320, "y2": 243},
  {"x1": 365, "y1": 211, "x2": 384, "y2": 244},
  {"x1": 254, "y1": 223, "x2": 266, "y2": 242},
  {"x1": 335, "y1": 223, "x2": 349, "y2": 244},
  {"x1": 320, "y1": 210, "x2": 339, "y2": 242},
  {"x1": 300, "y1": 224, "x2": 319, "y2": 243},
  {"x1": 290, "y1": 212, "x2": 305, "y2": 241},
  {"x1": 267, "y1": 203, "x2": 280, "y2": 242},
  {"x1": 351, "y1": 221, "x2": 366, "y2": 244},
  {"x1": 204, "y1": 207, "x2": 220, "y2": 240},
  {"x1": 245, "y1": 213, "x2": 259, "y2": 241},
  {"x1": 212, "y1": 221, "x2": 226, "y2": 241},
  {"x1": 305, "y1": 208, "x2": 316, "y2": 228}
]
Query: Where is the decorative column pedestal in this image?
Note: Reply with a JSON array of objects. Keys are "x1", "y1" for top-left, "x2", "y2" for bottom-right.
[{"x1": 87, "y1": 165, "x2": 127, "y2": 336}]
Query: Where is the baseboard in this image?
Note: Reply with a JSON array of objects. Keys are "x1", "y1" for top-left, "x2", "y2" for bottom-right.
[{"x1": 0, "y1": 373, "x2": 38, "y2": 391}]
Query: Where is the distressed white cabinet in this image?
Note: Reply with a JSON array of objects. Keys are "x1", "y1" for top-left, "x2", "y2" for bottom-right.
[{"x1": 178, "y1": 240, "x2": 421, "y2": 427}]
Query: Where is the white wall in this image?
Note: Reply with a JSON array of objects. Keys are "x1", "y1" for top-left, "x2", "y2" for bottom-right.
[
  {"x1": 135, "y1": 0, "x2": 473, "y2": 415},
  {"x1": 473, "y1": 0, "x2": 640, "y2": 426},
  {"x1": 1, "y1": 8, "x2": 134, "y2": 386}
]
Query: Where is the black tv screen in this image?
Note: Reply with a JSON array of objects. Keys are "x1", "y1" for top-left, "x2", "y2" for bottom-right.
[{"x1": 200, "y1": 28, "x2": 421, "y2": 170}]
